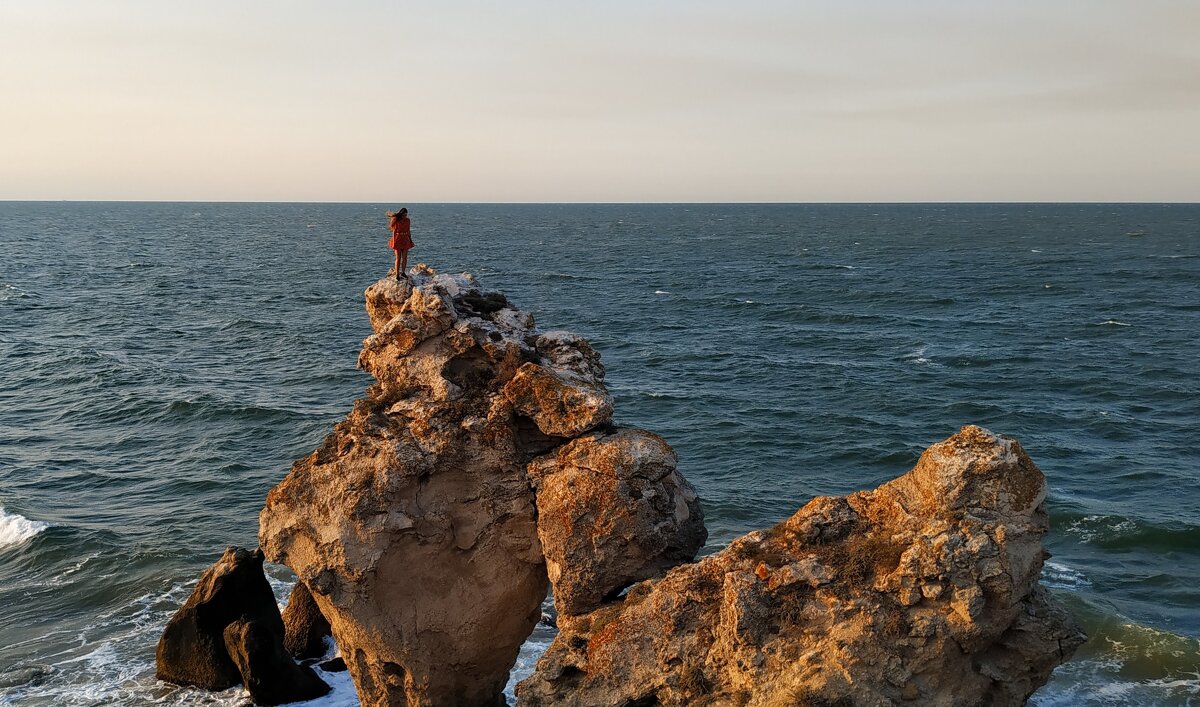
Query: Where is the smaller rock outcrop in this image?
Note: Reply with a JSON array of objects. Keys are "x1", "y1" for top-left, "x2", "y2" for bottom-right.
[
  {"x1": 530, "y1": 428, "x2": 706, "y2": 616},
  {"x1": 281, "y1": 583, "x2": 331, "y2": 659},
  {"x1": 156, "y1": 547, "x2": 329, "y2": 704},
  {"x1": 517, "y1": 426, "x2": 1086, "y2": 706}
]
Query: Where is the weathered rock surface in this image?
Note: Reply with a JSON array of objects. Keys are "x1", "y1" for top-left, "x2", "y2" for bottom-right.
[
  {"x1": 251, "y1": 267, "x2": 1080, "y2": 706},
  {"x1": 155, "y1": 547, "x2": 329, "y2": 704},
  {"x1": 529, "y1": 428, "x2": 706, "y2": 616},
  {"x1": 259, "y1": 267, "x2": 700, "y2": 706},
  {"x1": 281, "y1": 582, "x2": 331, "y2": 659},
  {"x1": 516, "y1": 426, "x2": 1086, "y2": 706}
]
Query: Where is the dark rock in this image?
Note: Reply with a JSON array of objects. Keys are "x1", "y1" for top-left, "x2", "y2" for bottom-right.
[
  {"x1": 318, "y1": 656, "x2": 348, "y2": 672},
  {"x1": 223, "y1": 619, "x2": 331, "y2": 706},
  {"x1": 155, "y1": 547, "x2": 279, "y2": 690},
  {"x1": 281, "y1": 582, "x2": 331, "y2": 659},
  {"x1": 155, "y1": 546, "x2": 329, "y2": 703}
]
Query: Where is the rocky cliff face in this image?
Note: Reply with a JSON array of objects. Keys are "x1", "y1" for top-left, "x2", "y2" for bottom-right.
[
  {"x1": 259, "y1": 267, "x2": 704, "y2": 707},
  {"x1": 516, "y1": 425, "x2": 1086, "y2": 706},
  {"x1": 257, "y1": 267, "x2": 1080, "y2": 707}
]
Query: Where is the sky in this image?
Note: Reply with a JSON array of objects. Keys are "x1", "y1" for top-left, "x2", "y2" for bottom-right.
[{"x1": 1, "y1": 0, "x2": 1197, "y2": 202}]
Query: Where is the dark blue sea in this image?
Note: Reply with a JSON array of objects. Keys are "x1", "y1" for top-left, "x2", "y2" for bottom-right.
[{"x1": 1, "y1": 203, "x2": 1198, "y2": 706}]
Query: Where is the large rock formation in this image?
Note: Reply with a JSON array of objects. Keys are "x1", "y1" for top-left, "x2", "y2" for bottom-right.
[
  {"x1": 516, "y1": 425, "x2": 1086, "y2": 706},
  {"x1": 252, "y1": 267, "x2": 1080, "y2": 706},
  {"x1": 155, "y1": 547, "x2": 329, "y2": 704},
  {"x1": 259, "y1": 267, "x2": 704, "y2": 706}
]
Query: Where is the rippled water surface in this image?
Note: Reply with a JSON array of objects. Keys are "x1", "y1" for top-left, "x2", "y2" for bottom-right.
[{"x1": 1, "y1": 202, "x2": 1198, "y2": 705}]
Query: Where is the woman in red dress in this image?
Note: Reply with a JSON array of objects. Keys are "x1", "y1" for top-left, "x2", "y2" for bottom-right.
[{"x1": 387, "y1": 208, "x2": 414, "y2": 280}]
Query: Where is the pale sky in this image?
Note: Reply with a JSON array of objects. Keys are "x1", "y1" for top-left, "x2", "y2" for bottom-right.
[{"x1": 1, "y1": 0, "x2": 1197, "y2": 202}]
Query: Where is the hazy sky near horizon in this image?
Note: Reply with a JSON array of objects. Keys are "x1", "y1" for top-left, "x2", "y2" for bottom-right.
[{"x1": 2, "y1": 1, "x2": 1198, "y2": 202}]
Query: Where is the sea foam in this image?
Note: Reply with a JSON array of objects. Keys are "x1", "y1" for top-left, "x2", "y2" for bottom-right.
[{"x1": 0, "y1": 506, "x2": 49, "y2": 549}]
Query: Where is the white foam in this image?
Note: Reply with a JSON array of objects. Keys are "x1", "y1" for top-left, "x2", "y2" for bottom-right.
[
  {"x1": 1098, "y1": 320, "x2": 1132, "y2": 327},
  {"x1": 654, "y1": 290, "x2": 670, "y2": 295},
  {"x1": 1064, "y1": 514, "x2": 1137, "y2": 543},
  {"x1": 1041, "y1": 561, "x2": 1092, "y2": 590},
  {"x1": 0, "y1": 283, "x2": 31, "y2": 301},
  {"x1": 0, "y1": 506, "x2": 49, "y2": 548},
  {"x1": 300, "y1": 665, "x2": 360, "y2": 707},
  {"x1": 902, "y1": 347, "x2": 939, "y2": 367}
]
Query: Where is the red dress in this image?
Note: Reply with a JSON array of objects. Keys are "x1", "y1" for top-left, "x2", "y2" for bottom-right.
[{"x1": 389, "y1": 217, "x2": 414, "y2": 251}]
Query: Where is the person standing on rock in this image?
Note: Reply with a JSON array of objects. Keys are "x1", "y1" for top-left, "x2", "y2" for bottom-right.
[{"x1": 387, "y1": 208, "x2": 414, "y2": 281}]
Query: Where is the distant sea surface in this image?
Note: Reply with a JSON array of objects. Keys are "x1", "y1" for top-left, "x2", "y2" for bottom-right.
[{"x1": 1, "y1": 202, "x2": 1198, "y2": 706}]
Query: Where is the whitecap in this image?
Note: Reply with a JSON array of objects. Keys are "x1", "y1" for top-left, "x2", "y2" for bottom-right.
[
  {"x1": 1098, "y1": 320, "x2": 1132, "y2": 327},
  {"x1": 1041, "y1": 561, "x2": 1092, "y2": 590},
  {"x1": 1031, "y1": 249, "x2": 1043, "y2": 253},
  {"x1": 1064, "y1": 515, "x2": 1137, "y2": 543},
  {"x1": 0, "y1": 506, "x2": 49, "y2": 548},
  {"x1": 0, "y1": 283, "x2": 31, "y2": 301},
  {"x1": 901, "y1": 347, "x2": 938, "y2": 367},
  {"x1": 654, "y1": 290, "x2": 670, "y2": 295}
]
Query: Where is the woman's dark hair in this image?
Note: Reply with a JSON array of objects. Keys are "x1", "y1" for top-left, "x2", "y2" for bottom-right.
[{"x1": 399, "y1": 208, "x2": 408, "y2": 217}]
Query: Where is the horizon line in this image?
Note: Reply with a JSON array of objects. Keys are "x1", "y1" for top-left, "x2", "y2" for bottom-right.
[{"x1": 2, "y1": 199, "x2": 1198, "y2": 206}]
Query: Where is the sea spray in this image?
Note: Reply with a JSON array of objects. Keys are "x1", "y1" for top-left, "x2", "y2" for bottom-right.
[{"x1": 0, "y1": 507, "x2": 49, "y2": 549}]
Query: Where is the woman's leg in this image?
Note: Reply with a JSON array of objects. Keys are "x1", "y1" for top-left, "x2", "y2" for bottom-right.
[
  {"x1": 394, "y1": 250, "x2": 401, "y2": 280},
  {"x1": 400, "y1": 249, "x2": 409, "y2": 278}
]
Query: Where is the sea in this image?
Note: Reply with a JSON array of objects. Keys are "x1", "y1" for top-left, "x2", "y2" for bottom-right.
[{"x1": 1, "y1": 202, "x2": 1197, "y2": 706}]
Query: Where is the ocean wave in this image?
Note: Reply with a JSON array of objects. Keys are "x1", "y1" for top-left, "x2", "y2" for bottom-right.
[
  {"x1": 0, "y1": 283, "x2": 33, "y2": 301},
  {"x1": 162, "y1": 398, "x2": 305, "y2": 423},
  {"x1": 1061, "y1": 514, "x2": 1200, "y2": 551},
  {"x1": 899, "y1": 347, "x2": 939, "y2": 367},
  {"x1": 0, "y1": 507, "x2": 49, "y2": 549},
  {"x1": 1041, "y1": 561, "x2": 1092, "y2": 590},
  {"x1": 1096, "y1": 320, "x2": 1132, "y2": 327},
  {"x1": 808, "y1": 263, "x2": 860, "y2": 271},
  {"x1": 1032, "y1": 610, "x2": 1200, "y2": 706}
]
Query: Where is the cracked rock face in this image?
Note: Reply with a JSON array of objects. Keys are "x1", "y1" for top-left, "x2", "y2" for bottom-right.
[
  {"x1": 516, "y1": 426, "x2": 1086, "y2": 707},
  {"x1": 259, "y1": 267, "x2": 703, "y2": 707},
  {"x1": 529, "y1": 428, "x2": 707, "y2": 617}
]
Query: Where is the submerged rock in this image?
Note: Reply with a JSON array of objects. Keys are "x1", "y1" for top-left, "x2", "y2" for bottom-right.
[
  {"x1": 259, "y1": 266, "x2": 700, "y2": 706},
  {"x1": 155, "y1": 547, "x2": 328, "y2": 704},
  {"x1": 516, "y1": 426, "x2": 1085, "y2": 706}
]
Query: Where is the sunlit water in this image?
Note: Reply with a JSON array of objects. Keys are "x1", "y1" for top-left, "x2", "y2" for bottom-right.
[{"x1": 1, "y1": 202, "x2": 1197, "y2": 705}]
